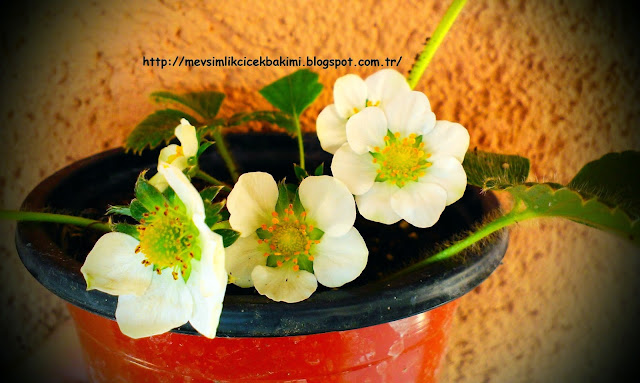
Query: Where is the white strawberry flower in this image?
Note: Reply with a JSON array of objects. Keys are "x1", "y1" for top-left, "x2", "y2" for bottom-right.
[
  {"x1": 81, "y1": 163, "x2": 226, "y2": 339},
  {"x1": 224, "y1": 173, "x2": 368, "y2": 303},
  {"x1": 149, "y1": 118, "x2": 199, "y2": 191},
  {"x1": 330, "y1": 90, "x2": 469, "y2": 228}
]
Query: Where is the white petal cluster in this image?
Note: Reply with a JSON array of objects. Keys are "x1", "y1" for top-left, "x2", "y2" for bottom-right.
[
  {"x1": 319, "y1": 69, "x2": 470, "y2": 228},
  {"x1": 81, "y1": 164, "x2": 226, "y2": 339},
  {"x1": 149, "y1": 118, "x2": 199, "y2": 191},
  {"x1": 225, "y1": 173, "x2": 368, "y2": 303}
]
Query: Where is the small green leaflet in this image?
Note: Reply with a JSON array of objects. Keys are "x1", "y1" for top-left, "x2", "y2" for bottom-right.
[
  {"x1": 125, "y1": 110, "x2": 198, "y2": 154},
  {"x1": 462, "y1": 149, "x2": 530, "y2": 190},
  {"x1": 111, "y1": 222, "x2": 140, "y2": 240},
  {"x1": 293, "y1": 164, "x2": 309, "y2": 182},
  {"x1": 134, "y1": 171, "x2": 167, "y2": 212},
  {"x1": 200, "y1": 186, "x2": 224, "y2": 203},
  {"x1": 129, "y1": 199, "x2": 147, "y2": 221},
  {"x1": 204, "y1": 201, "x2": 225, "y2": 228},
  {"x1": 214, "y1": 228, "x2": 240, "y2": 248},
  {"x1": 106, "y1": 205, "x2": 132, "y2": 217},
  {"x1": 151, "y1": 91, "x2": 225, "y2": 121},
  {"x1": 259, "y1": 69, "x2": 323, "y2": 117}
]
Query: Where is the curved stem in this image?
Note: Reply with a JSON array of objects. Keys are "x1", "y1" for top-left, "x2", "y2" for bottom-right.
[
  {"x1": 294, "y1": 115, "x2": 305, "y2": 170},
  {"x1": 211, "y1": 128, "x2": 240, "y2": 183},
  {"x1": 194, "y1": 170, "x2": 232, "y2": 192},
  {"x1": 407, "y1": 0, "x2": 468, "y2": 89},
  {"x1": 0, "y1": 210, "x2": 111, "y2": 232},
  {"x1": 386, "y1": 209, "x2": 535, "y2": 280}
]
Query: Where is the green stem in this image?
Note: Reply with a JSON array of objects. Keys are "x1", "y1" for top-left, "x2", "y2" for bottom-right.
[
  {"x1": 406, "y1": 0, "x2": 468, "y2": 89},
  {"x1": 211, "y1": 128, "x2": 240, "y2": 183},
  {"x1": 194, "y1": 170, "x2": 232, "y2": 192},
  {"x1": 294, "y1": 115, "x2": 305, "y2": 170},
  {"x1": 387, "y1": 209, "x2": 534, "y2": 280},
  {"x1": 0, "y1": 210, "x2": 111, "y2": 232}
]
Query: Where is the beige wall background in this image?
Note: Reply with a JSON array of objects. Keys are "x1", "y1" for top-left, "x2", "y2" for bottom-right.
[{"x1": 1, "y1": 0, "x2": 639, "y2": 381}]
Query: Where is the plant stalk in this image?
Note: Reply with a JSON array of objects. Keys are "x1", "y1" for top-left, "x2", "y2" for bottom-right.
[
  {"x1": 194, "y1": 170, "x2": 232, "y2": 192},
  {"x1": 407, "y1": 0, "x2": 468, "y2": 89},
  {"x1": 0, "y1": 210, "x2": 111, "y2": 232},
  {"x1": 386, "y1": 209, "x2": 534, "y2": 280},
  {"x1": 211, "y1": 128, "x2": 240, "y2": 183},
  {"x1": 294, "y1": 115, "x2": 305, "y2": 170}
]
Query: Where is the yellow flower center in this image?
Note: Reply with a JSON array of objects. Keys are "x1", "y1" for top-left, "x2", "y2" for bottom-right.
[
  {"x1": 136, "y1": 202, "x2": 200, "y2": 281},
  {"x1": 167, "y1": 146, "x2": 184, "y2": 163},
  {"x1": 371, "y1": 132, "x2": 432, "y2": 188},
  {"x1": 256, "y1": 204, "x2": 320, "y2": 272},
  {"x1": 271, "y1": 225, "x2": 307, "y2": 255}
]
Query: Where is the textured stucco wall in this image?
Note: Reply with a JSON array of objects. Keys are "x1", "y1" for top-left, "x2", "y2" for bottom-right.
[{"x1": 1, "y1": 0, "x2": 639, "y2": 381}]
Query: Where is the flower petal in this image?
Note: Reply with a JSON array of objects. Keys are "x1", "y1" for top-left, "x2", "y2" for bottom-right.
[
  {"x1": 225, "y1": 234, "x2": 267, "y2": 288},
  {"x1": 148, "y1": 173, "x2": 170, "y2": 192},
  {"x1": 423, "y1": 120, "x2": 470, "y2": 162},
  {"x1": 333, "y1": 74, "x2": 368, "y2": 118},
  {"x1": 345, "y1": 107, "x2": 388, "y2": 155},
  {"x1": 299, "y1": 176, "x2": 356, "y2": 237},
  {"x1": 420, "y1": 157, "x2": 467, "y2": 205},
  {"x1": 390, "y1": 182, "x2": 447, "y2": 228},
  {"x1": 251, "y1": 265, "x2": 317, "y2": 303},
  {"x1": 316, "y1": 104, "x2": 347, "y2": 154},
  {"x1": 115, "y1": 271, "x2": 193, "y2": 339},
  {"x1": 158, "y1": 162, "x2": 205, "y2": 217},
  {"x1": 80, "y1": 232, "x2": 152, "y2": 296},
  {"x1": 364, "y1": 69, "x2": 410, "y2": 109},
  {"x1": 384, "y1": 91, "x2": 436, "y2": 137},
  {"x1": 187, "y1": 260, "x2": 225, "y2": 339},
  {"x1": 158, "y1": 144, "x2": 179, "y2": 164},
  {"x1": 227, "y1": 172, "x2": 279, "y2": 237},
  {"x1": 175, "y1": 118, "x2": 198, "y2": 157},
  {"x1": 313, "y1": 227, "x2": 368, "y2": 288},
  {"x1": 331, "y1": 144, "x2": 377, "y2": 195},
  {"x1": 195, "y1": 226, "x2": 227, "y2": 297},
  {"x1": 355, "y1": 182, "x2": 402, "y2": 225}
]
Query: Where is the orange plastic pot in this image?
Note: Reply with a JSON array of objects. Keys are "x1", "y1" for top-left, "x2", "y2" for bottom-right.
[
  {"x1": 16, "y1": 133, "x2": 508, "y2": 382},
  {"x1": 68, "y1": 301, "x2": 458, "y2": 382}
]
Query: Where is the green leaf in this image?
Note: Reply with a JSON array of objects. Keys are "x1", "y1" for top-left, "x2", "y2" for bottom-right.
[
  {"x1": 151, "y1": 91, "x2": 225, "y2": 121},
  {"x1": 314, "y1": 163, "x2": 324, "y2": 176},
  {"x1": 259, "y1": 69, "x2": 323, "y2": 117},
  {"x1": 214, "y1": 229, "x2": 241, "y2": 248},
  {"x1": 568, "y1": 151, "x2": 640, "y2": 219},
  {"x1": 462, "y1": 149, "x2": 530, "y2": 190},
  {"x1": 134, "y1": 171, "x2": 167, "y2": 212},
  {"x1": 293, "y1": 164, "x2": 309, "y2": 182},
  {"x1": 200, "y1": 186, "x2": 224, "y2": 203},
  {"x1": 111, "y1": 222, "x2": 140, "y2": 240},
  {"x1": 507, "y1": 183, "x2": 640, "y2": 246},
  {"x1": 125, "y1": 109, "x2": 199, "y2": 154},
  {"x1": 228, "y1": 110, "x2": 296, "y2": 135},
  {"x1": 106, "y1": 205, "x2": 131, "y2": 217}
]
